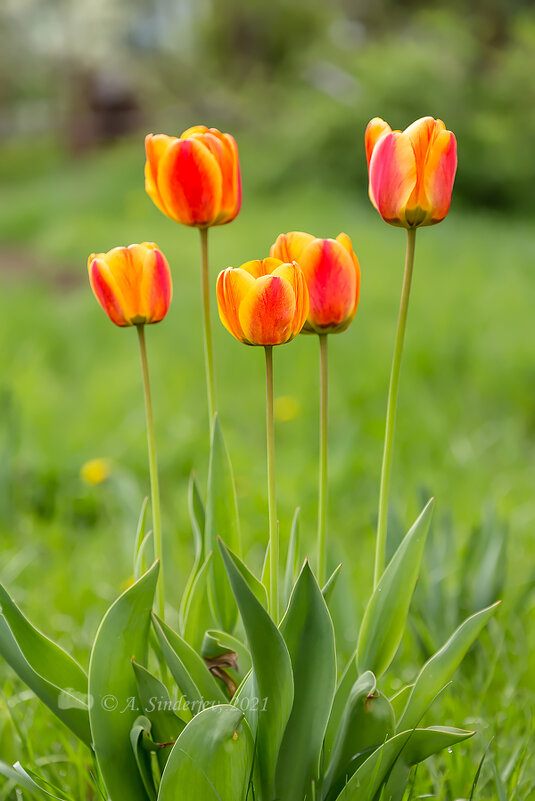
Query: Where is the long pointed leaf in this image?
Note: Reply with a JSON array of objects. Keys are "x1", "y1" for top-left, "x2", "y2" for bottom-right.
[
  {"x1": 276, "y1": 561, "x2": 336, "y2": 801},
  {"x1": 89, "y1": 561, "x2": 159, "y2": 801},
  {"x1": 158, "y1": 705, "x2": 253, "y2": 801},
  {"x1": 324, "y1": 671, "x2": 394, "y2": 801},
  {"x1": 397, "y1": 602, "x2": 500, "y2": 732},
  {"x1": 335, "y1": 726, "x2": 474, "y2": 801},
  {"x1": 357, "y1": 500, "x2": 434, "y2": 677},
  {"x1": 0, "y1": 582, "x2": 90, "y2": 745},
  {"x1": 205, "y1": 415, "x2": 241, "y2": 632},
  {"x1": 219, "y1": 539, "x2": 294, "y2": 801},
  {"x1": 152, "y1": 614, "x2": 226, "y2": 713}
]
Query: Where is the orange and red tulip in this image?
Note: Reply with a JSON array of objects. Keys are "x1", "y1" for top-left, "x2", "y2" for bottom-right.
[
  {"x1": 88, "y1": 243, "x2": 172, "y2": 327},
  {"x1": 145, "y1": 125, "x2": 241, "y2": 228},
  {"x1": 365, "y1": 116, "x2": 457, "y2": 228},
  {"x1": 217, "y1": 258, "x2": 309, "y2": 346},
  {"x1": 270, "y1": 232, "x2": 360, "y2": 334}
]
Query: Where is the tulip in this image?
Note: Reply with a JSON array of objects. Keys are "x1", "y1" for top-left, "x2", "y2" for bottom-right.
[
  {"x1": 88, "y1": 243, "x2": 172, "y2": 327},
  {"x1": 217, "y1": 257, "x2": 309, "y2": 618},
  {"x1": 145, "y1": 125, "x2": 241, "y2": 228},
  {"x1": 145, "y1": 125, "x2": 242, "y2": 425},
  {"x1": 365, "y1": 116, "x2": 457, "y2": 590},
  {"x1": 365, "y1": 116, "x2": 457, "y2": 228},
  {"x1": 216, "y1": 258, "x2": 309, "y2": 347},
  {"x1": 270, "y1": 231, "x2": 360, "y2": 334},
  {"x1": 271, "y1": 230, "x2": 360, "y2": 583},
  {"x1": 87, "y1": 242, "x2": 171, "y2": 619}
]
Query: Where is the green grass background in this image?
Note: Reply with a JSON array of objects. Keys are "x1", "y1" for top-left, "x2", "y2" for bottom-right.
[{"x1": 0, "y1": 135, "x2": 534, "y2": 798}]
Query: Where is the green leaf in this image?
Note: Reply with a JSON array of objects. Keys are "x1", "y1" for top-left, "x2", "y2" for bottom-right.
[
  {"x1": 322, "y1": 563, "x2": 343, "y2": 605},
  {"x1": 133, "y1": 497, "x2": 151, "y2": 580},
  {"x1": 219, "y1": 539, "x2": 294, "y2": 801},
  {"x1": 0, "y1": 760, "x2": 73, "y2": 800},
  {"x1": 130, "y1": 716, "x2": 157, "y2": 801},
  {"x1": 0, "y1": 582, "x2": 90, "y2": 745},
  {"x1": 334, "y1": 726, "x2": 474, "y2": 801},
  {"x1": 324, "y1": 652, "x2": 358, "y2": 760},
  {"x1": 283, "y1": 507, "x2": 300, "y2": 607},
  {"x1": 189, "y1": 471, "x2": 206, "y2": 563},
  {"x1": 181, "y1": 553, "x2": 217, "y2": 652},
  {"x1": 389, "y1": 684, "x2": 413, "y2": 721},
  {"x1": 135, "y1": 532, "x2": 154, "y2": 582},
  {"x1": 158, "y1": 705, "x2": 253, "y2": 801},
  {"x1": 205, "y1": 414, "x2": 241, "y2": 633},
  {"x1": 381, "y1": 759, "x2": 410, "y2": 801},
  {"x1": 152, "y1": 614, "x2": 227, "y2": 714},
  {"x1": 89, "y1": 561, "x2": 159, "y2": 801},
  {"x1": 324, "y1": 671, "x2": 394, "y2": 801},
  {"x1": 178, "y1": 474, "x2": 206, "y2": 629},
  {"x1": 357, "y1": 499, "x2": 434, "y2": 677},
  {"x1": 132, "y1": 661, "x2": 186, "y2": 770},
  {"x1": 276, "y1": 561, "x2": 336, "y2": 801},
  {"x1": 396, "y1": 602, "x2": 499, "y2": 732},
  {"x1": 223, "y1": 544, "x2": 268, "y2": 609}
]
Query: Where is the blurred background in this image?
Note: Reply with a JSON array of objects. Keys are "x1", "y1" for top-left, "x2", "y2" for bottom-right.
[{"x1": 0, "y1": 1, "x2": 534, "y2": 797}]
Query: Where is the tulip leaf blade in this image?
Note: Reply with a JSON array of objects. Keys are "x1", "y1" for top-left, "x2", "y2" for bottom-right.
[
  {"x1": 158, "y1": 705, "x2": 254, "y2": 801},
  {"x1": 334, "y1": 726, "x2": 474, "y2": 801},
  {"x1": 181, "y1": 552, "x2": 217, "y2": 651},
  {"x1": 396, "y1": 601, "x2": 500, "y2": 732},
  {"x1": 275, "y1": 561, "x2": 337, "y2": 801},
  {"x1": 152, "y1": 614, "x2": 227, "y2": 714},
  {"x1": 205, "y1": 414, "x2": 241, "y2": 633},
  {"x1": 132, "y1": 660, "x2": 186, "y2": 770},
  {"x1": 324, "y1": 671, "x2": 395, "y2": 801},
  {"x1": 357, "y1": 499, "x2": 434, "y2": 677},
  {"x1": 219, "y1": 538, "x2": 294, "y2": 801},
  {"x1": 0, "y1": 581, "x2": 90, "y2": 746},
  {"x1": 88, "y1": 561, "x2": 159, "y2": 801}
]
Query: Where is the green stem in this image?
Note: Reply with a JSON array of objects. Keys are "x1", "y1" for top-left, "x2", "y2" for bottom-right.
[
  {"x1": 317, "y1": 333, "x2": 328, "y2": 586},
  {"x1": 265, "y1": 345, "x2": 278, "y2": 620},
  {"x1": 137, "y1": 324, "x2": 165, "y2": 619},
  {"x1": 200, "y1": 227, "x2": 217, "y2": 425},
  {"x1": 374, "y1": 227, "x2": 417, "y2": 588}
]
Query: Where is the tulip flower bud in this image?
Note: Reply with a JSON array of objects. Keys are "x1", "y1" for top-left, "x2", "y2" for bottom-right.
[
  {"x1": 270, "y1": 232, "x2": 360, "y2": 334},
  {"x1": 216, "y1": 258, "x2": 309, "y2": 346},
  {"x1": 88, "y1": 243, "x2": 172, "y2": 327},
  {"x1": 145, "y1": 125, "x2": 241, "y2": 228},
  {"x1": 365, "y1": 116, "x2": 457, "y2": 228}
]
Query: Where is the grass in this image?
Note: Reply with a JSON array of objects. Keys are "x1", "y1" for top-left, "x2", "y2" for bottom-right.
[{"x1": 0, "y1": 134, "x2": 534, "y2": 799}]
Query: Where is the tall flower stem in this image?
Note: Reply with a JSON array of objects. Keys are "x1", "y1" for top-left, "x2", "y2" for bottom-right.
[
  {"x1": 265, "y1": 345, "x2": 278, "y2": 620},
  {"x1": 137, "y1": 324, "x2": 165, "y2": 620},
  {"x1": 200, "y1": 227, "x2": 217, "y2": 424},
  {"x1": 317, "y1": 333, "x2": 329, "y2": 586},
  {"x1": 374, "y1": 227, "x2": 417, "y2": 588}
]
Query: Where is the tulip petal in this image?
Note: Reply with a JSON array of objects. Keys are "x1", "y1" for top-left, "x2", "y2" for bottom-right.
[
  {"x1": 336, "y1": 232, "x2": 361, "y2": 320},
  {"x1": 158, "y1": 138, "x2": 223, "y2": 226},
  {"x1": 239, "y1": 275, "x2": 297, "y2": 346},
  {"x1": 422, "y1": 130, "x2": 457, "y2": 224},
  {"x1": 145, "y1": 134, "x2": 174, "y2": 217},
  {"x1": 241, "y1": 258, "x2": 284, "y2": 279},
  {"x1": 270, "y1": 231, "x2": 315, "y2": 263},
  {"x1": 298, "y1": 239, "x2": 357, "y2": 330},
  {"x1": 369, "y1": 132, "x2": 417, "y2": 226},
  {"x1": 272, "y1": 261, "x2": 310, "y2": 335},
  {"x1": 141, "y1": 247, "x2": 173, "y2": 323},
  {"x1": 365, "y1": 117, "x2": 392, "y2": 167},
  {"x1": 217, "y1": 268, "x2": 256, "y2": 342},
  {"x1": 89, "y1": 256, "x2": 131, "y2": 327}
]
